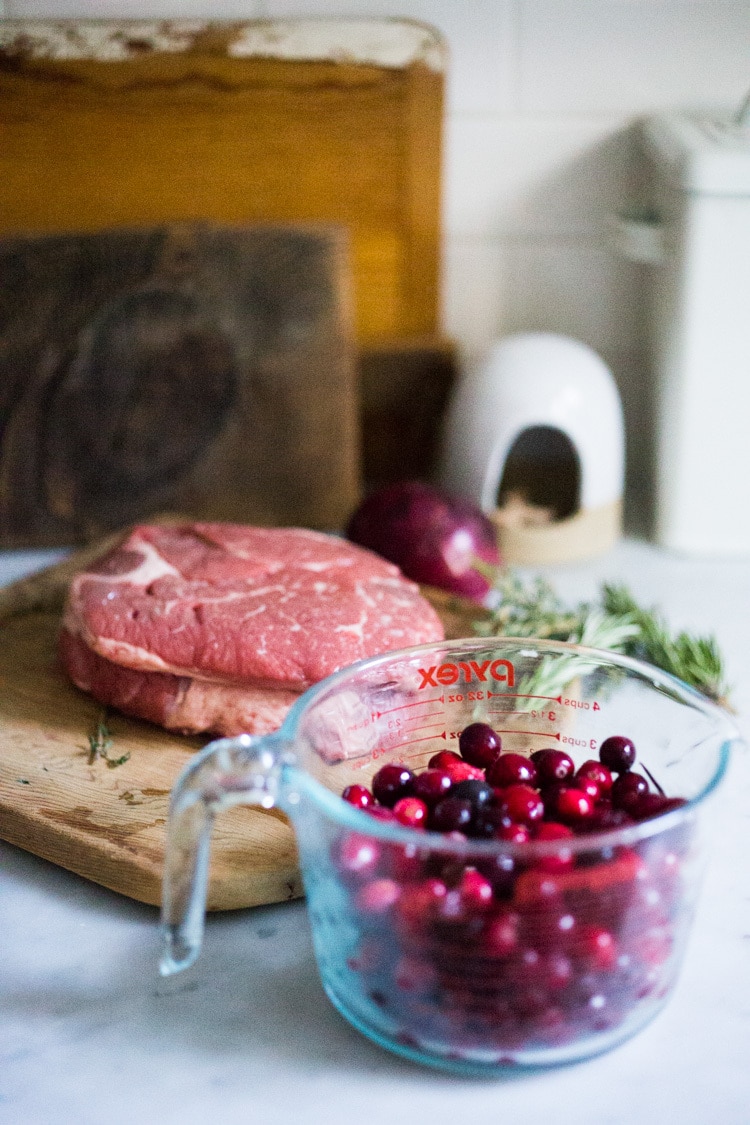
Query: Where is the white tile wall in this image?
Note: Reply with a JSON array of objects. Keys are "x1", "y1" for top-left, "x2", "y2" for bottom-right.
[
  {"x1": 519, "y1": 2, "x2": 750, "y2": 116},
  {"x1": 4, "y1": 0, "x2": 262, "y2": 14},
  {"x1": 2, "y1": 0, "x2": 748, "y2": 504},
  {"x1": 445, "y1": 118, "x2": 641, "y2": 239}
]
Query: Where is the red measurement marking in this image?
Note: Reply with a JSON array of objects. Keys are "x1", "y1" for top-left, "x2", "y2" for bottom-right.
[
  {"x1": 490, "y1": 692, "x2": 562, "y2": 703},
  {"x1": 487, "y1": 709, "x2": 532, "y2": 716},
  {"x1": 493, "y1": 730, "x2": 560, "y2": 741},
  {"x1": 405, "y1": 721, "x2": 447, "y2": 736},
  {"x1": 375, "y1": 695, "x2": 445, "y2": 718},
  {"x1": 388, "y1": 732, "x2": 447, "y2": 751}
]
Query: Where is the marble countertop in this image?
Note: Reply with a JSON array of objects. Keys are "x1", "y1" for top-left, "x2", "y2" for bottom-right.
[{"x1": 2, "y1": 540, "x2": 749, "y2": 1125}]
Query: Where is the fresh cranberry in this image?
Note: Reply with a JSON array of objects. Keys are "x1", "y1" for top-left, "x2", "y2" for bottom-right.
[
  {"x1": 442, "y1": 760, "x2": 485, "y2": 782},
  {"x1": 511, "y1": 983, "x2": 550, "y2": 1019},
  {"x1": 354, "y1": 877, "x2": 401, "y2": 915},
  {"x1": 395, "y1": 877, "x2": 448, "y2": 933},
  {"x1": 412, "y1": 768, "x2": 454, "y2": 807},
  {"x1": 599, "y1": 735, "x2": 636, "y2": 773},
  {"x1": 547, "y1": 786, "x2": 595, "y2": 825},
  {"x1": 534, "y1": 822, "x2": 575, "y2": 873},
  {"x1": 660, "y1": 796, "x2": 688, "y2": 814},
  {"x1": 633, "y1": 925, "x2": 673, "y2": 968},
  {"x1": 428, "y1": 750, "x2": 463, "y2": 769},
  {"x1": 366, "y1": 805, "x2": 397, "y2": 822},
  {"x1": 483, "y1": 908, "x2": 520, "y2": 958},
  {"x1": 458, "y1": 722, "x2": 502, "y2": 768},
  {"x1": 342, "y1": 784, "x2": 374, "y2": 809},
  {"x1": 512, "y1": 869, "x2": 565, "y2": 910},
  {"x1": 371, "y1": 763, "x2": 415, "y2": 807},
  {"x1": 628, "y1": 792, "x2": 685, "y2": 821},
  {"x1": 580, "y1": 802, "x2": 634, "y2": 832},
  {"x1": 530, "y1": 748, "x2": 575, "y2": 784},
  {"x1": 576, "y1": 776, "x2": 601, "y2": 802},
  {"x1": 470, "y1": 804, "x2": 510, "y2": 838},
  {"x1": 476, "y1": 851, "x2": 517, "y2": 897},
  {"x1": 457, "y1": 867, "x2": 494, "y2": 911},
  {"x1": 383, "y1": 840, "x2": 425, "y2": 881},
  {"x1": 486, "y1": 752, "x2": 538, "y2": 788},
  {"x1": 451, "y1": 779, "x2": 494, "y2": 807},
  {"x1": 500, "y1": 784, "x2": 545, "y2": 825},
  {"x1": 576, "y1": 760, "x2": 613, "y2": 796},
  {"x1": 497, "y1": 822, "x2": 531, "y2": 844},
  {"x1": 430, "y1": 796, "x2": 473, "y2": 833},
  {"x1": 393, "y1": 796, "x2": 429, "y2": 829},
  {"x1": 521, "y1": 897, "x2": 576, "y2": 942},
  {"x1": 611, "y1": 771, "x2": 649, "y2": 813},
  {"x1": 577, "y1": 924, "x2": 618, "y2": 971},
  {"x1": 335, "y1": 832, "x2": 381, "y2": 879},
  {"x1": 433, "y1": 887, "x2": 468, "y2": 924},
  {"x1": 540, "y1": 951, "x2": 574, "y2": 991}
]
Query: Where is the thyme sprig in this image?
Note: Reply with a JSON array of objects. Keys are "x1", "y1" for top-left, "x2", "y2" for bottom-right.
[
  {"x1": 475, "y1": 571, "x2": 730, "y2": 707},
  {"x1": 87, "y1": 712, "x2": 131, "y2": 768}
]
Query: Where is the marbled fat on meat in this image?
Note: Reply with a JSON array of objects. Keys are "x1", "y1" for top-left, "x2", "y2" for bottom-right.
[{"x1": 59, "y1": 523, "x2": 445, "y2": 736}]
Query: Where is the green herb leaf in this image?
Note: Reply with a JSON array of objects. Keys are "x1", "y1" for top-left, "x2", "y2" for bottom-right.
[
  {"x1": 476, "y1": 571, "x2": 730, "y2": 707},
  {"x1": 87, "y1": 712, "x2": 131, "y2": 768}
]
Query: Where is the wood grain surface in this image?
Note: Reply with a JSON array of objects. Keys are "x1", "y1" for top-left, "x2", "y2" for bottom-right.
[
  {"x1": 0, "y1": 223, "x2": 360, "y2": 547},
  {"x1": 0, "y1": 18, "x2": 449, "y2": 509},
  {"x1": 0, "y1": 569, "x2": 485, "y2": 911},
  {"x1": 0, "y1": 18, "x2": 443, "y2": 346}
]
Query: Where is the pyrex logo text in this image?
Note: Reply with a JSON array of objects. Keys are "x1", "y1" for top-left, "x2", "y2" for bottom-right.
[{"x1": 417, "y1": 659, "x2": 515, "y2": 690}]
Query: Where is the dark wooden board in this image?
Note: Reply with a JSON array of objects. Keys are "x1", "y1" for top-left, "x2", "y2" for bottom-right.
[
  {"x1": 0, "y1": 223, "x2": 360, "y2": 547},
  {"x1": 359, "y1": 335, "x2": 457, "y2": 489}
]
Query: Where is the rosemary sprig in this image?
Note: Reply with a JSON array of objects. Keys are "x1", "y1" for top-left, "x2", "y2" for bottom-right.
[
  {"x1": 601, "y1": 584, "x2": 730, "y2": 706},
  {"x1": 475, "y1": 571, "x2": 730, "y2": 707},
  {"x1": 87, "y1": 712, "x2": 131, "y2": 768}
]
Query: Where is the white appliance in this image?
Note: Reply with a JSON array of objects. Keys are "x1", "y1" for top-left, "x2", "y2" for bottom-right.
[{"x1": 616, "y1": 110, "x2": 750, "y2": 555}]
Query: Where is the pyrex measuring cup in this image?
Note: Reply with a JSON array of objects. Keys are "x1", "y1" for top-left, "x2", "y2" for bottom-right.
[{"x1": 160, "y1": 637, "x2": 738, "y2": 1074}]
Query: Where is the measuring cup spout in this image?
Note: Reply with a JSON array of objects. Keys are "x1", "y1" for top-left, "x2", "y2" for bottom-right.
[{"x1": 160, "y1": 732, "x2": 292, "y2": 976}]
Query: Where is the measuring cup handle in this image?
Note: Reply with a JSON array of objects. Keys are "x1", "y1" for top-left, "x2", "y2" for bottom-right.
[{"x1": 160, "y1": 732, "x2": 292, "y2": 976}]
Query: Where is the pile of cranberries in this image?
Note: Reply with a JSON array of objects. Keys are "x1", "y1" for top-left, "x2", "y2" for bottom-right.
[{"x1": 330, "y1": 725, "x2": 691, "y2": 1061}]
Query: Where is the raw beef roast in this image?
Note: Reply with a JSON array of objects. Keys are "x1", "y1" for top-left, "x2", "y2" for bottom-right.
[{"x1": 59, "y1": 522, "x2": 445, "y2": 736}]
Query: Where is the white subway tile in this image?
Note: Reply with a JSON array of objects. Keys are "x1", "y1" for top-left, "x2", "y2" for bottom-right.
[
  {"x1": 441, "y1": 238, "x2": 508, "y2": 364},
  {"x1": 6, "y1": 0, "x2": 263, "y2": 14},
  {"x1": 444, "y1": 115, "x2": 640, "y2": 240},
  {"x1": 519, "y1": 1, "x2": 750, "y2": 115},
  {"x1": 261, "y1": 0, "x2": 517, "y2": 114},
  {"x1": 501, "y1": 238, "x2": 648, "y2": 354},
  {"x1": 606, "y1": 348, "x2": 654, "y2": 494},
  {"x1": 443, "y1": 235, "x2": 648, "y2": 364}
]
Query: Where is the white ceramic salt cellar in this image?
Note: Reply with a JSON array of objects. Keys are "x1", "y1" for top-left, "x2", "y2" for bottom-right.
[{"x1": 441, "y1": 332, "x2": 625, "y2": 565}]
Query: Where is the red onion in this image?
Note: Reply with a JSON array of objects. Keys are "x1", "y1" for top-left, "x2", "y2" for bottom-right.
[{"x1": 346, "y1": 480, "x2": 501, "y2": 602}]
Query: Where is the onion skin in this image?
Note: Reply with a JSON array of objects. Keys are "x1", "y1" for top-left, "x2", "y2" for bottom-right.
[{"x1": 346, "y1": 480, "x2": 501, "y2": 603}]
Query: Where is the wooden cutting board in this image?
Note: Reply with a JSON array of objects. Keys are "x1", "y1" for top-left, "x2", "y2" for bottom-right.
[
  {"x1": 0, "y1": 222, "x2": 360, "y2": 547},
  {"x1": 0, "y1": 17, "x2": 444, "y2": 346},
  {"x1": 0, "y1": 17, "x2": 453, "y2": 504},
  {"x1": 0, "y1": 559, "x2": 486, "y2": 911}
]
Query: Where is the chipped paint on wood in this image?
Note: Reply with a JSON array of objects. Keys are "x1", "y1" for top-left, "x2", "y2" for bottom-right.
[{"x1": 0, "y1": 17, "x2": 446, "y2": 71}]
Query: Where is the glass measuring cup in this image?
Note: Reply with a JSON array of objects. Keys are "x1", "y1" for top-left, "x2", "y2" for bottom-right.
[{"x1": 160, "y1": 637, "x2": 738, "y2": 1073}]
